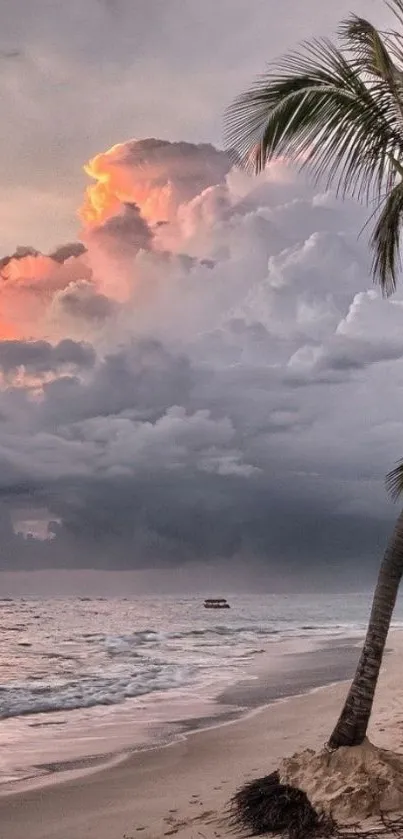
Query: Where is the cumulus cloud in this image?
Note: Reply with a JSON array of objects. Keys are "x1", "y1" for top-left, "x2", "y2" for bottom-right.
[
  {"x1": 0, "y1": 338, "x2": 95, "y2": 376},
  {"x1": 53, "y1": 280, "x2": 117, "y2": 322},
  {"x1": 0, "y1": 0, "x2": 391, "y2": 269},
  {"x1": 80, "y1": 139, "x2": 231, "y2": 228},
  {"x1": 0, "y1": 136, "x2": 401, "y2": 588},
  {"x1": 0, "y1": 140, "x2": 233, "y2": 334},
  {"x1": 84, "y1": 202, "x2": 153, "y2": 255}
]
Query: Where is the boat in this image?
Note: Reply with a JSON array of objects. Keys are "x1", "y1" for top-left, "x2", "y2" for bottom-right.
[{"x1": 203, "y1": 598, "x2": 230, "y2": 609}]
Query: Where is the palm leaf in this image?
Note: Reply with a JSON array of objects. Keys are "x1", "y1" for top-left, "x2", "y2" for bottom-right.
[
  {"x1": 339, "y1": 14, "x2": 403, "y2": 133},
  {"x1": 385, "y1": 4, "x2": 403, "y2": 75},
  {"x1": 339, "y1": 15, "x2": 400, "y2": 79},
  {"x1": 386, "y1": 460, "x2": 403, "y2": 500},
  {"x1": 386, "y1": 0, "x2": 403, "y2": 29},
  {"x1": 370, "y1": 179, "x2": 403, "y2": 294},
  {"x1": 337, "y1": 12, "x2": 403, "y2": 293},
  {"x1": 224, "y1": 32, "x2": 403, "y2": 294},
  {"x1": 224, "y1": 39, "x2": 403, "y2": 204}
]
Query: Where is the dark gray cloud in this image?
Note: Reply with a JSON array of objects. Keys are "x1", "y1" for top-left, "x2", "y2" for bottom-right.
[
  {"x1": 39, "y1": 340, "x2": 199, "y2": 425},
  {"x1": 87, "y1": 203, "x2": 153, "y2": 256},
  {"x1": 0, "y1": 138, "x2": 400, "y2": 590},
  {"x1": 0, "y1": 468, "x2": 391, "y2": 592},
  {"x1": 49, "y1": 243, "x2": 87, "y2": 263},
  {"x1": 0, "y1": 246, "x2": 39, "y2": 273},
  {"x1": 1, "y1": 0, "x2": 402, "y2": 591},
  {"x1": 55, "y1": 280, "x2": 116, "y2": 321},
  {"x1": 0, "y1": 339, "x2": 95, "y2": 375},
  {"x1": 0, "y1": 317, "x2": 396, "y2": 584}
]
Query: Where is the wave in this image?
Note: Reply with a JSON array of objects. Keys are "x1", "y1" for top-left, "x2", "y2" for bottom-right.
[
  {"x1": 100, "y1": 622, "x2": 364, "y2": 655},
  {"x1": 0, "y1": 662, "x2": 194, "y2": 720},
  {"x1": 4, "y1": 607, "x2": 391, "y2": 722},
  {"x1": 1, "y1": 621, "x2": 328, "y2": 720},
  {"x1": 102, "y1": 625, "x2": 280, "y2": 651}
]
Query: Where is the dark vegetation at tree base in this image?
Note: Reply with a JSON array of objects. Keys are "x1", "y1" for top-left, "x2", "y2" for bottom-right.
[
  {"x1": 228, "y1": 772, "x2": 335, "y2": 839},
  {"x1": 228, "y1": 772, "x2": 403, "y2": 839}
]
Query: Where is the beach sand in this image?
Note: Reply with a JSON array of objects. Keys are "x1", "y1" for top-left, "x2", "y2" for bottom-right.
[{"x1": 0, "y1": 633, "x2": 402, "y2": 839}]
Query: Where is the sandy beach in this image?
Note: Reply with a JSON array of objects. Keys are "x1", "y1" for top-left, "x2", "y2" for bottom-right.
[{"x1": 0, "y1": 631, "x2": 402, "y2": 839}]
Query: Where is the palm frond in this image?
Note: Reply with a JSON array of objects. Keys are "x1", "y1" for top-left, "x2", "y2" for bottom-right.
[
  {"x1": 386, "y1": 460, "x2": 403, "y2": 501},
  {"x1": 224, "y1": 39, "x2": 403, "y2": 208},
  {"x1": 370, "y1": 179, "x2": 403, "y2": 294},
  {"x1": 339, "y1": 14, "x2": 403, "y2": 135},
  {"x1": 386, "y1": 0, "x2": 403, "y2": 29},
  {"x1": 339, "y1": 14, "x2": 399, "y2": 79},
  {"x1": 385, "y1": 10, "x2": 403, "y2": 74}
]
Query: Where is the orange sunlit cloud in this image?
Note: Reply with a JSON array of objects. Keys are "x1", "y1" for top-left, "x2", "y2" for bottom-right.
[
  {"x1": 0, "y1": 320, "x2": 22, "y2": 341},
  {"x1": 79, "y1": 142, "x2": 175, "y2": 229},
  {"x1": 0, "y1": 253, "x2": 91, "y2": 289},
  {"x1": 79, "y1": 138, "x2": 232, "y2": 232},
  {"x1": 0, "y1": 251, "x2": 93, "y2": 344},
  {"x1": 0, "y1": 138, "x2": 233, "y2": 346}
]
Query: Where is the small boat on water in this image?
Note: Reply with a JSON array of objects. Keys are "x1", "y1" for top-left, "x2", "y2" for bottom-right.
[{"x1": 203, "y1": 598, "x2": 230, "y2": 609}]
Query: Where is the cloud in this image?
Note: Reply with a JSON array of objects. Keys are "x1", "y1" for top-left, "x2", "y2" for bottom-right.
[
  {"x1": 0, "y1": 140, "x2": 233, "y2": 333},
  {"x1": 0, "y1": 338, "x2": 95, "y2": 376},
  {"x1": 39, "y1": 339, "x2": 199, "y2": 426},
  {"x1": 0, "y1": 136, "x2": 401, "y2": 589},
  {"x1": 49, "y1": 242, "x2": 87, "y2": 263},
  {"x1": 286, "y1": 291, "x2": 403, "y2": 383},
  {"x1": 0, "y1": 0, "x2": 391, "y2": 263},
  {"x1": 84, "y1": 202, "x2": 154, "y2": 264},
  {"x1": 80, "y1": 139, "x2": 231, "y2": 229},
  {"x1": 53, "y1": 280, "x2": 117, "y2": 322}
]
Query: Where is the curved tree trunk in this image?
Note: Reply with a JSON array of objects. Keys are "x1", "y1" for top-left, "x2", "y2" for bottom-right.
[{"x1": 328, "y1": 509, "x2": 403, "y2": 749}]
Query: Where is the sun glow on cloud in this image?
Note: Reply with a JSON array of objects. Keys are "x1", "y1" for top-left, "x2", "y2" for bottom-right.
[
  {"x1": 80, "y1": 144, "x2": 124, "y2": 227},
  {"x1": 0, "y1": 132, "x2": 401, "y2": 576},
  {"x1": 0, "y1": 137, "x2": 370, "y2": 354},
  {"x1": 79, "y1": 143, "x2": 172, "y2": 229},
  {"x1": 0, "y1": 138, "x2": 232, "y2": 346},
  {"x1": 79, "y1": 138, "x2": 232, "y2": 229}
]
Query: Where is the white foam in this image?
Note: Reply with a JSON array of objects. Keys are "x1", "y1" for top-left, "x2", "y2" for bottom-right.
[{"x1": 2, "y1": 593, "x2": 403, "y2": 722}]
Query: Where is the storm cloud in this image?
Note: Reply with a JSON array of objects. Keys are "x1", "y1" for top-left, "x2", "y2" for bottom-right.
[{"x1": 0, "y1": 132, "x2": 400, "y2": 590}]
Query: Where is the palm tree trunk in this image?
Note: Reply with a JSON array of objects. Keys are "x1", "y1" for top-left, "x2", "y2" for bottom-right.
[{"x1": 328, "y1": 509, "x2": 403, "y2": 749}]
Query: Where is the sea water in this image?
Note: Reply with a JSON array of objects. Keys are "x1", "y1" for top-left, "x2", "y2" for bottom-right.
[{"x1": 0, "y1": 592, "x2": 402, "y2": 784}]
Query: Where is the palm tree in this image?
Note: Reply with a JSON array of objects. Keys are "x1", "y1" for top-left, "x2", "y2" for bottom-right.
[
  {"x1": 224, "y1": 0, "x2": 403, "y2": 749},
  {"x1": 225, "y1": 0, "x2": 403, "y2": 297},
  {"x1": 328, "y1": 490, "x2": 403, "y2": 747}
]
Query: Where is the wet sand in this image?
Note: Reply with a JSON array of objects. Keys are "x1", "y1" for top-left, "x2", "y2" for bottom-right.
[{"x1": 2, "y1": 633, "x2": 397, "y2": 839}]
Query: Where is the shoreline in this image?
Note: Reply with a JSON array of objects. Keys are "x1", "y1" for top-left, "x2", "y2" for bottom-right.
[
  {"x1": 216, "y1": 638, "x2": 361, "y2": 708},
  {"x1": 0, "y1": 647, "x2": 398, "y2": 839},
  {"x1": 0, "y1": 634, "x2": 362, "y2": 793},
  {"x1": 0, "y1": 633, "x2": 400, "y2": 839},
  {"x1": 0, "y1": 632, "x2": 402, "y2": 839}
]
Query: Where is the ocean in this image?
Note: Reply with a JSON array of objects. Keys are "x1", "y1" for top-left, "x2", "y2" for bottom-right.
[{"x1": 1, "y1": 592, "x2": 402, "y2": 785}]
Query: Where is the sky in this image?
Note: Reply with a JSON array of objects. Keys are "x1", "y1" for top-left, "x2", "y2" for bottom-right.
[{"x1": 0, "y1": 0, "x2": 401, "y2": 594}]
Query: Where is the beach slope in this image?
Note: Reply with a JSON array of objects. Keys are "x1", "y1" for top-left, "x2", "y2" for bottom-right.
[{"x1": 0, "y1": 635, "x2": 402, "y2": 839}]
